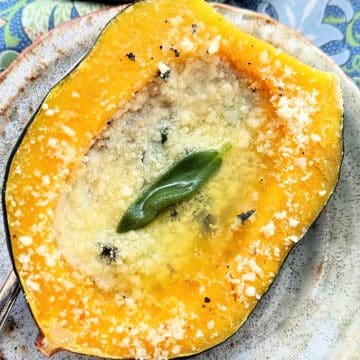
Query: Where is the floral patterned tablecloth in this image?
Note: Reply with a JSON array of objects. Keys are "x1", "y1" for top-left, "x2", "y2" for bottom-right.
[{"x1": 0, "y1": 0, "x2": 359, "y2": 87}]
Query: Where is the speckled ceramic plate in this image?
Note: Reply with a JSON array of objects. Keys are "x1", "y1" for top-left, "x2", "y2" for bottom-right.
[{"x1": 0, "y1": 4, "x2": 359, "y2": 360}]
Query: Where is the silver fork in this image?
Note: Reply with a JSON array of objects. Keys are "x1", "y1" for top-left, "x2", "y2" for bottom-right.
[{"x1": 0, "y1": 270, "x2": 20, "y2": 330}]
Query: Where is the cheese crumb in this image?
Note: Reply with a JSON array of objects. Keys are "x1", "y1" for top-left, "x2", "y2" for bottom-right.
[
  {"x1": 274, "y1": 247, "x2": 281, "y2": 257},
  {"x1": 19, "y1": 236, "x2": 32, "y2": 246},
  {"x1": 259, "y1": 51, "x2": 269, "y2": 64},
  {"x1": 46, "y1": 257, "x2": 56, "y2": 267},
  {"x1": 289, "y1": 217, "x2": 300, "y2": 227},
  {"x1": 18, "y1": 253, "x2": 31, "y2": 264},
  {"x1": 115, "y1": 325, "x2": 124, "y2": 333},
  {"x1": 260, "y1": 221, "x2": 275, "y2": 237},
  {"x1": 274, "y1": 211, "x2": 287, "y2": 219},
  {"x1": 26, "y1": 279, "x2": 40, "y2": 292},
  {"x1": 121, "y1": 185, "x2": 133, "y2": 197},
  {"x1": 286, "y1": 235, "x2": 299, "y2": 243},
  {"x1": 45, "y1": 109, "x2": 55, "y2": 116},
  {"x1": 242, "y1": 272, "x2": 256, "y2": 282},
  {"x1": 36, "y1": 245, "x2": 47, "y2": 255},
  {"x1": 295, "y1": 157, "x2": 307, "y2": 169},
  {"x1": 61, "y1": 124, "x2": 76, "y2": 137},
  {"x1": 71, "y1": 91, "x2": 80, "y2": 98},
  {"x1": 47, "y1": 138, "x2": 58, "y2": 148},
  {"x1": 319, "y1": 190, "x2": 326, "y2": 196},
  {"x1": 180, "y1": 38, "x2": 194, "y2": 52},
  {"x1": 208, "y1": 35, "x2": 221, "y2": 54},
  {"x1": 196, "y1": 329, "x2": 204, "y2": 338},
  {"x1": 171, "y1": 345, "x2": 181, "y2": 354},
  {"x1": 158, "y1": 62, "x2": 170, "y2": 76},
  {"x1": 245, "y1": 286, "x2": 256, "y2": 297},
  {"x1": 42, "y1": 175, "x2": 50, "y2": 185},
  {"x1": 311, "y1": 134, "x2": 321, "y2": 142},
  {"x1": 207, "y1": 320, "x2": 215, "y2": 329}
]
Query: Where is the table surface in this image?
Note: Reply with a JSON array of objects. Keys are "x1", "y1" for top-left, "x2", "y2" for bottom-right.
[{"x1": 0, "y1": 0, "x2": 359, "y2": 88}]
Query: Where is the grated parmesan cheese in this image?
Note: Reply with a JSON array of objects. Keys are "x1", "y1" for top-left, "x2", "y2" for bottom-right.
[
  {"x1": 260, "y1": 221, "x2": 275, "y2": 238},
  {"x1": 245, "y1": 286, "x2": 256, "y2": 297},
  {"x1": 207, "y1": 320, "x2": 215, "y2": 329},
  {"x1": 208, "y1": 35, "x2": 221, "y2": 54},
  {"x1": 19, "y1": 236, "x2": 32, "y2": 246}
]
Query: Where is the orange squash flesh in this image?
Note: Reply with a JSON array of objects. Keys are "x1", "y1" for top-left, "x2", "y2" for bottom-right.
[{"x1": 4, "y1": 0, "x2": 342, "y2": 359}]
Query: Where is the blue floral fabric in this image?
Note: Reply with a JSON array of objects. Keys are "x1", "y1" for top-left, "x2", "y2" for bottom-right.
[{"x1": 0, "y1": 0, "x2": 359, "y2": 87}]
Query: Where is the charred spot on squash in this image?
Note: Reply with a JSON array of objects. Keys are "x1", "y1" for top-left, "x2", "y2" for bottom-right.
[{"x1": 4, "y1": 0, "x2": 342, "y2": 359}]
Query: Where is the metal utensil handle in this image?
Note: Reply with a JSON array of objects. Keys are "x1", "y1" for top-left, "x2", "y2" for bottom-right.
[{"x1": 0, "y1": 269, "x2": 21, "y2": 331}]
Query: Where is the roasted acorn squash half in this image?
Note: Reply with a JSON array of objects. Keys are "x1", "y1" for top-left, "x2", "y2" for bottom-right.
[{"x1": 3, "y1": 0, "x2": 343, "y2": 358}]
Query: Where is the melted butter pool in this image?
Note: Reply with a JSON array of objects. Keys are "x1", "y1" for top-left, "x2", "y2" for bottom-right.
[{"x1": 54, "y1": 56, "x2": 268, "y2": 292}]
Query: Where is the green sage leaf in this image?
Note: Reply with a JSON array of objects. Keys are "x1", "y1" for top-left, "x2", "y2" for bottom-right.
[{"x1": 117, "y1": 145, "x2": 230, "y2": 233}]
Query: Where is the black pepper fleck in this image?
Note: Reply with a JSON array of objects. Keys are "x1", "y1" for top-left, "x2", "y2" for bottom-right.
[
  {"x1": 237, "y1": 210, "x2": 256, "y2": 224},
  {"x1": 171, "y1": 47, "x2": 180, "y2": 57},
  {"x1": 126, "y1": 52, "x2": 136, "y2": 61},
  {"x1": 160, "y1": 127, "x2": 169, "y2": 144},
  {"x1": 159, "y1": 45, "x2": 163, "y2": 50},
  {"x1": 192, "y1": 23, "x2": 198, "y2": 34},
  {"x1": 141, "y1": 151, "x2": 146, "y2": 163},
  {"x1": 204, "y1": 297, "x2": 211, "y2": 303},
  {"x1": 100, "y1": 245, "x2": 118, "y2": 264},
  {"x1": 170, "y1": 208, "x2": 178, "y2": 218},
  {"x1": 158, "y1": 69, "x2": 171, "y2": 80}
]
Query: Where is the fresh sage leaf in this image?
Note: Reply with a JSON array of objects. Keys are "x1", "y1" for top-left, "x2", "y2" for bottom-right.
[{"x1": 117, "y1": 144, "x2": 231, "y2": 233}]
